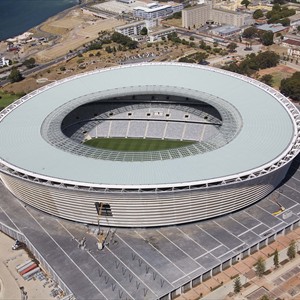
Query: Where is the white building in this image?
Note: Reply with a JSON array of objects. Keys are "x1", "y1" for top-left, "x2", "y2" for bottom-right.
[
  {"x1": 182, "y1": 2, "x2": 247, "y2": 29},
  {"x1": 115, "y1": 19, "x2": 158, "y2": 37},
  {"x1": 0, "y1": 57, "x2": 9, "y2": 67},
  {"x1": 115, "y1": 21, "x2": 147, "y2": 36},
  {"x1": 133, "y1": 2, "x2": 183, "y2": 20},
  {"x1": 149, "y1": 27, "x2": 176, "y2": 42},
  {"x1": 282, "y1": 39, "x2": 300, "y2": 59}
]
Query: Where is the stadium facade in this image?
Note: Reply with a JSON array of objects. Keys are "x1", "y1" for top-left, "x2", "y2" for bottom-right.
[{"x1": 0, "y1": 63, "x2": 299, "y2": 227}]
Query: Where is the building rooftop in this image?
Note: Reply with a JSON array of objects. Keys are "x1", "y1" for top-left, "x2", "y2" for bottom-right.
[
  {"x1": 0, "y1": 63, "x2": 296, "y2": 188},
  {"x1": 256, "y1": 23, "x2": 287, "y2": 33},
  {"x1": 211, "y1": 25, "x2": 241, "y2": 34},
  {"x1": 283, "y1": 38, "x2": 300, "y2": 47}
]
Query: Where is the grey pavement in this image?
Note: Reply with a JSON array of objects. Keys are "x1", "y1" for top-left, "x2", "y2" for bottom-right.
[{"x1": 0, "y1": 154, "x2": 299, "y2": 299}]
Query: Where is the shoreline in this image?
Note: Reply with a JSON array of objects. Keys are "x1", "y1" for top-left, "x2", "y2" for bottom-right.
[{"x1": 1, "y1": 0, "x2": 82, "y2": 42}]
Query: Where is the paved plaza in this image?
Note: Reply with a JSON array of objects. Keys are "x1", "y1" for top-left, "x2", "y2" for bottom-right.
[{"x1": 0, "y1": 154, "x2": 299, "y2": 299}]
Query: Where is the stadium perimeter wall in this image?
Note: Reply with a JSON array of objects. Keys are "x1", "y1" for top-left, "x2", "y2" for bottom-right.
[{"x1": 0, "y1": 162, "x2": 291, "y2": 227}]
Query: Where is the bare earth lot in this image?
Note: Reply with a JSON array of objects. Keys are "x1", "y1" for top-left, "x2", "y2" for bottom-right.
[
  {"x1": 0, "y1": 232, "x2": 54, "y2": 300},
  {"x1": 257, "y1": 64, "x2": 296, "y2": 89},
  {"x1": 34, "y1": 8, "x2": 125, "y2": 62}
]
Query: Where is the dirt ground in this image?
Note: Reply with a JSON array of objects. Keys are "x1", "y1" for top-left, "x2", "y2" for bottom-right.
[
  {"x1": 32, "y1": 8, "x2": 125, "y2": 62},
  {"x1": 0, "y1": 232, "x2": 57, "y2": 300},
  {"x1": 2, "y1": 40, "x2": 201, "y2": 94},
  {"x1": 257, "y1": 64, "x2": 296, "y2": 88}
]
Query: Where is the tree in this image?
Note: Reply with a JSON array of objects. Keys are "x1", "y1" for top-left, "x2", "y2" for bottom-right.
[
  {"x1": 273, "y1": 249, "x2": 279, "y2": 269},
  {"x1": 140, "y1": 27, "x2": 148, "y2": 36},
  {"x1": 280, "y1": 72, "x2": 300, "y2": 101},
  {"x1": 8, "y1": 67, "x2": 23, "y2": 83},
  {"x1": 255, "y1": 257, "x2": 265, "y2": 278},
  {"x1": 253, "y1": 9, "x2": 264, "y2": 19},
  {"x1": 256, "y1": 51, "x2": 280, "y2": 68},
  {"x1": 266, "y1": 4, "x2": 295, "y2": 24},
  {"x1": 241, "y1": 0, "x2": 251, "y2": 8},
  {"x1": 260, "y1": 74, "x2": 273, "y2": 86},
  {"x1": 111, "y1": 32, "x2": 138, "y2": 49},
  {"x1": 227, "y1": 42, "x2": 238, "y2": 52},
  {"x1": 105, "y1": 46, "x2": 113, "y2": 53},
  {"x1": 178, "y1": 52, "x2": 209, "y2": 64},
  {"x1": 260, "y1": 295, "x2": 270, "y2": 300},
  {"x1": 287, "y1": 240, "x2": 296, "y2": 260},
  {"x1": 260, "y1": 31, "x2": 274, "y2": 46},
  {"x1": 23, "y1": 57, "x2": 36, "y2": 69},
  {"x1": 242, "y1": 27, "x2": 257, "y2": 38},
  {"x1": 279, "y1": 18, "x2": 290, "y2": 26},
  {"x1": 234, "y1": 276, "x2": 242, "y2": 294}
]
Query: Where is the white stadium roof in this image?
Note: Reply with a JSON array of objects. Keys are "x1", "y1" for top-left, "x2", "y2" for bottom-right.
[{"x1": 0, "y1": 63, "x2": 299, "y2": 188}]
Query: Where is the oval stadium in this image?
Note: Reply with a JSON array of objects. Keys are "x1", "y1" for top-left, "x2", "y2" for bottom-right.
[{"x1": 0, "y1": 63, "x2": 299, "y2": 228}]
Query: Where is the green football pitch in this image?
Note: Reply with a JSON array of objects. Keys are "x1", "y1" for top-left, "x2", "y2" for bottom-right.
[{"x1": 84, "y1": 138, "x2": 195, "y2": 152}]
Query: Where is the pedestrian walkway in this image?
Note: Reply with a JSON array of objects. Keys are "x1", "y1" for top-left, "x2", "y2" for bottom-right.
[{"x1": 177, "y1": 227, "x2": 300, "y2": 300}]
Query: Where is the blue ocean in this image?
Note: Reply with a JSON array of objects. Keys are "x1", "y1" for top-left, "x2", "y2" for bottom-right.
[{"x1": 0, "y1": 0, "x2": 78, "y2": 41}]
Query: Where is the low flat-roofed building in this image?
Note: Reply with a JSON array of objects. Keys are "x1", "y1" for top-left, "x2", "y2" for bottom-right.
[
  {"x1": 133, "y1": 2, "x2": 183, "y2": 19},
  {"x1": 115, "y1": 19, "x2": 158, "y2": 37},
  {"x1": 282, "y1": 38, "x2": 300, "y2": 58},
  {"x1": 211, "y1": 25, "x2": 241, "y2": 36},
  {"x1": 148, "y1": 26, "x2": 176, "y2": 42},
  {"x1": 115, "y1": 20, "x2": 146, "y2": 36},
  {"x1": 256, "y1": 23, "x2": 288, "y2": 34}
]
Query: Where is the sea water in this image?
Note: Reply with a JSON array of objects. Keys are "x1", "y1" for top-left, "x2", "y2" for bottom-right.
[{"x1": 0, "y1": 0, "x2": 78, "y2": 41}]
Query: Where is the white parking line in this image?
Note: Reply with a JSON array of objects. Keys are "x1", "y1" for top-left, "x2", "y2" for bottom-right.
[
  {"x1": 135, "y1": 231, "x2": 185, "y2": 275},
  {"x1": 57, "y1": 221, "x2": 134, "y2": 299},
  {"x1": 156, "y1": 229, "x2": 202, "y2": 267},
  {"x1": 22, "y1": 209, "x2": 109, "y2": 300},
  {"x1": 115, "y1": 232, "x2": 173, "y2": 286}
]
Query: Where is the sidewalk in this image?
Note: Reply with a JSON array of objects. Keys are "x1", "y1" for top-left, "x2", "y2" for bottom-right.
[{"x1": 178, "y1": 228, "x2": 300, "y2": 300}]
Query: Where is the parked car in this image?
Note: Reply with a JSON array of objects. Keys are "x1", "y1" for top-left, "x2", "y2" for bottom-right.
[{"x1": 12, "y1": 240, "x2": 22, "y2": 250}]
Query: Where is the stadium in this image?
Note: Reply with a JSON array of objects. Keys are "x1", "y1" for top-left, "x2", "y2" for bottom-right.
[{"x1": 0, "y1": 62, "x2": 299, "y2": 228}]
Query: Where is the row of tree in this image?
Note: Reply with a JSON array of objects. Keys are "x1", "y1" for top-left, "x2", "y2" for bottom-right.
[
  {"x1": 253, "y1": 4, "x2": 296, "y2": 26},
  {"x1": 233, "y1": 240, "x2": 297, "y2": 297},
  {"x1": 87, "y1": 32, "x2": 138, "y2": 52},
  {"x1": 178, "y1": 52, "x2": 209, "y2": 64}
]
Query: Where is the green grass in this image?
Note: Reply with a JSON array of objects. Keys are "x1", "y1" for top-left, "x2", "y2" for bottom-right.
[
  {"x1": 0, "y1": 91, "x2": 21, "y2": 110},
  {"x1": 84, "y1": 137, "x2": 195, "y2": 152}
]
